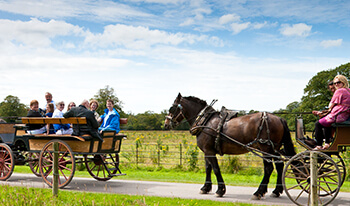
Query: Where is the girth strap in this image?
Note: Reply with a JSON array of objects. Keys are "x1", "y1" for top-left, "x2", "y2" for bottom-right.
[{"x1": 247, "y1": 112, "x2": 275, "y2": 151}]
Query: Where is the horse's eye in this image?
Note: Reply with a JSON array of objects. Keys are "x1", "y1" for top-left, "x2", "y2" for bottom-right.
[{"x1": 169, "y1": 106, "x2": 176, "y2": 113}]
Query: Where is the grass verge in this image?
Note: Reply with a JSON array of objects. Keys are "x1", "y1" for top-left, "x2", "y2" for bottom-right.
[{"x1": 0, "y1": 185, "x2": 271, "y2": 206}]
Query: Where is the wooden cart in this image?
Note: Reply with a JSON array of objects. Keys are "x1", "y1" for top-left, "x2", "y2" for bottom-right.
[
  {"x1": 0, "y1": 117, "x2": 127, "y2": 188},
  {"x1": 282, "y1": 116, "x2": 348, "y2": 206}
]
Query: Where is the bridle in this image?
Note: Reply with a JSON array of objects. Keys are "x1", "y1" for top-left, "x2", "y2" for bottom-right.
[{"x1": 166, "y1": 102, "x2": 185, "y2": 128}]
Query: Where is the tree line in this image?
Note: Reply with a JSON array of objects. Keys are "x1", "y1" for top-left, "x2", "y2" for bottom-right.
[{"x1": 0, "y1": 62, "x2": 349, "y2": 131}]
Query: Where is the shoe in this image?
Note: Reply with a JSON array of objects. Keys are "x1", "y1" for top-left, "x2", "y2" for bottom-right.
[
  {"x1": 322, "y1": 143, "x2": 330, "y2": 150},
  {"x1": 304, "y1": 138, "x2": 317, "y2": 148},
  {"x1": 313, "y1": 146, "x2": 323, "y2": 151}
]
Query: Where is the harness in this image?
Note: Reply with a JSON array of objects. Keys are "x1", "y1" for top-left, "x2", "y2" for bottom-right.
[{"x1": 191, "y1": 109, "x2": 277, "y2": 158}]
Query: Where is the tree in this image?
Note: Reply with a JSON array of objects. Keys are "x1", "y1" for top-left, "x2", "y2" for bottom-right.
[
  {"x1": 0, "y1": 95, "x2": 28, "y2": 122},
  {"x1": 91, "y1": 85, "x2": 125, "y2": 117},
  {"x1": 299, "y1": 63, "x2": 350, "y2": 130}
]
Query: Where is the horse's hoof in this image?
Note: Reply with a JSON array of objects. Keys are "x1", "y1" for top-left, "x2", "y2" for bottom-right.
[
  {"x1": 215, "y1": 192, "x2": 224, "y2": 197},
  {"x1": 200, "y1": 189, "x2": 210, "y2": 194},
  {"x1": 215, "y1": 189, "x2": 226, "y2": 197},
  {"x1": 251, "y1": 195, "x2": 261, "y2": 200},
  {"x1": 270, "y1": 192, "x2": 280, "y2": 198}
]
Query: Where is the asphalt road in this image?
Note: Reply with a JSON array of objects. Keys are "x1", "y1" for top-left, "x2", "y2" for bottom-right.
[{"x1": 2, "y1": 173, "x2": 350, "y2": 206}]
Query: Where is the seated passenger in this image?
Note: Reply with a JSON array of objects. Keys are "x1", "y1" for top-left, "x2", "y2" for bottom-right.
[
  {"x1": 314, "y1": 75, "x2": 350, "y2": 150},
  {"x1": 67, "y1": 102, "x2": 76, "y2": 111},
  {"x1": 63, "y1": 100, "x2": 103, "y2": 141},
  {"x1": 45, "y1": 103, "x2": 55, "y2": 134},
  {"x1": 89, "y1": 99, "x2": 100, "y2": 121},
  {"x1": 26, "y1": 100, "x2": 46, "y2": 135},
  {"x1": 52, "y1": 101, "x2": 73, "y2": 135},
  {"x1": 98, "y1": 99, "x2": 120, "y2": 134}
]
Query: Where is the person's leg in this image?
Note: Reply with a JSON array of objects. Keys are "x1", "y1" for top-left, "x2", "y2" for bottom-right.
[{"x1": 314, "y1": 121, "x2": 325, "y2": 146}]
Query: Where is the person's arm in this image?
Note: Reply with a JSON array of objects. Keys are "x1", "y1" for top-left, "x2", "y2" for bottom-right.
[{"x1": 63, "y1": 109, "x2": 73, "y2": 118}]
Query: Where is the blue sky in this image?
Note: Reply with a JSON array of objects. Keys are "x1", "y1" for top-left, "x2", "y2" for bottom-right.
[{"x1": 0, "y1": 0, "x2": 349, "y2": 114}]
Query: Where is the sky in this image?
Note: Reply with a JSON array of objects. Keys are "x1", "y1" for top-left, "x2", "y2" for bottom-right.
[{"x1": 0, "y1": 0, "x2": 349, "y2": 114}]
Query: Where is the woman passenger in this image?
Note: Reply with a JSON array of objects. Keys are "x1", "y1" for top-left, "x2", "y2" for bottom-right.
[
  {"x1": 90, "y1": 99, "x2": 100, "y2": 121},
  {"x1": 26, "y1": 100, "x2": 46, "y2": 135},
  {"x1": 67, "y1": 102, "x2": 76, "y2": 111},
  {"x1": 98, "y1": 99, "x2": 120, "y2": 134},
  {"x1": 45, "y1": 103, "x2": 55, "y2": 134},
  {"x1": 52, "y1": 101, "x2": 73, "y2": 135},
  {"x1": 314, "y1": 75, "x2": 350, "y2": 150}
]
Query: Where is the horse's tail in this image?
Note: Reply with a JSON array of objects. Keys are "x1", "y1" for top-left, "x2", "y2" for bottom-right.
[{"x1": 280, "y1": 118, "x2": 296, "y2": 157}]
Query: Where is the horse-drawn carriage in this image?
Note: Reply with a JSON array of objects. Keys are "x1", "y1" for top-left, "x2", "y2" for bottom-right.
[
  {"x1": 164, "y1": 93, "x2": 350, "y2": 206},
  {"x1": 0, "y1": 117, "x2": 127, "y2": 188},
  {"x1": 281, "y1": 116, "x2": 349, "y2": 205}
]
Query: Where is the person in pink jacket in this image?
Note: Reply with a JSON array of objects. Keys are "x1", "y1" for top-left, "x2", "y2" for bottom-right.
[{"x1": 314, "y1": 75, "x2": 350, "y2": 150}]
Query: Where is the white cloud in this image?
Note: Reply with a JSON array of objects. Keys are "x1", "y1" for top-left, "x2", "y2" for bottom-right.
[
  {"x1": 280, "y1": 23, "x2": 312, "y2": 37},
  {"x1": 320, "y1": 39, "x2": 343, "y2": 48},
  {"x1": 0, "y1": 18, "x2": 84, "y2": 47},
  {"x1": 180, "y1": 18, "x2": 195, "y2": 26},
  {"x1": 219, "y1": 13, "x2": 240, "y2": 25},
  {"x1": 230, "y1": 22, "x2": 250, "y2": 34},
  {"x1": 0, "y1": 0, "x2": 152, "y2": 21},
  {"x1": 84, "y1": 24, "x2": 211, "y2": 49}
]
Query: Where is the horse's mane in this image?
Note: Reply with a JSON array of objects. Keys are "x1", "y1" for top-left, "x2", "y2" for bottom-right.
[{"x1": 183, "y1": 96, "x2": 207, "y2": 106}]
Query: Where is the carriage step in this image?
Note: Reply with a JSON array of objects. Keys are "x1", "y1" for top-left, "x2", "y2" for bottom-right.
[{"x1": 110, "y1": 173, "x2": 126, "y2": 177}]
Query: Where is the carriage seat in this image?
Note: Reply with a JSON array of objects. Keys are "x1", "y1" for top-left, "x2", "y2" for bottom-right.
[{"x1": 332, "y1": 121, "x2": 350, "y2": 127}]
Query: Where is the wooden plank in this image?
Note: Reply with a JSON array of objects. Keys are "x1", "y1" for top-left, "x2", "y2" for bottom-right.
[
  {"x1": 21, "y1": 117, "x2": 87, "y2": 125},
  {"x1": 0, "y1": 123, "x2": 16, "y2": 134},
  {"x1": 328, "y1": 127, "x2": 350, "y2": 151},
  {"x1": 101, "y1": 137, "x2": 113, "y2": 150},
  {"x1": 29, "y1": 139, "x2": 93, "y2": 152},
  {"x1": 29, "y1": 134, "x2": 86, "y2": 142}
]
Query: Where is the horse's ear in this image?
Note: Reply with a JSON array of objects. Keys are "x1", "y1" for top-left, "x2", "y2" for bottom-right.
[
  {"x1": 175, "y1": 93, "x2": 182, "y2": 104},
  {"x1": 177, "y1": 93, "x2": 182, "y2": 99}
]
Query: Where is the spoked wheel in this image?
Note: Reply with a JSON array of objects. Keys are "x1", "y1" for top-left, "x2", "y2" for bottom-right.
[
  {"x1": 39, "y1": 140, "x2": 75, "y2": 188},
  {"x1": 0, "y1": 143, "x2": 14, "y2": 181},
  {"x1": 328, "y1": 153, "x2": 346, "y2": 188},
  {"x1": 26, "y1": 152, "x2": 41, "y2": 177},
  {"x1": 282, "y1": 150, "x2": 341, "y2": 206},
  {"x1": 84, "y1": 153, "x2": 119, "y2": 181}
]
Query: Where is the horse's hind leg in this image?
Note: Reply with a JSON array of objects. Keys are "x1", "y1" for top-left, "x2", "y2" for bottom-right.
[
  {"x1": 205, "y1": 155, "x2": 226, "y2": 197},
  {"x1": 252, "y1": 158, "x2": 273, "y2": 200},
  {"x1": 200, "y1": 157, "x2": 212, "y2": 194},
  {"x1": 271, "y1": 159, "x2": 284, "y2": 197}
]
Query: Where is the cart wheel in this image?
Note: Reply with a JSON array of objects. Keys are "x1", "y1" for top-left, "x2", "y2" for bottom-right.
[
  {"x1": 329, "y1": 153, "x2": 346, "y2": 188},
  {"x1": 0, "y1": 143, "x2": 14, "y2": 181},
  {"x1": 282, "y1": 150, "x2": 341, "y2": 206},
  {"x1": 84, "y1": 153, "x2": 119, "y2": 181},
  {"x1": 39, "y1": 140, "x2": 75, "y2": 188},
  {"x1": 26, "y1": 152, "x2": 41, "y2": 177}
]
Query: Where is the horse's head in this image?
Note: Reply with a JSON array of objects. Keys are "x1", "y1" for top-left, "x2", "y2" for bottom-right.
[
  {"x1": 164, "y1": 93, "x2": 208, "y2": 130},
  {"x1": 164, "y1": 93, "x2": 185, "y2": 130}
]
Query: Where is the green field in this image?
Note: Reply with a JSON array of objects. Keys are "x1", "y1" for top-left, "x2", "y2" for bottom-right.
[{"x1": 5, "y1": 130, "x2": 350, "y2": 205}]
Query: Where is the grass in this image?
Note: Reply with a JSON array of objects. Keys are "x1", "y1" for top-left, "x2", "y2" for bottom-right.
[
  {"x1": 14, "y1": 164, "x2": 350, "y2": 192},
  {"x1": 0, "y1": 185, "x2": 270, "y2": 206}
]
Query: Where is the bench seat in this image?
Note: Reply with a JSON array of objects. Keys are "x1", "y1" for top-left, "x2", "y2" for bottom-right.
[{"x1": 332, "y1": 121, "x2": 350, "y2": 127}]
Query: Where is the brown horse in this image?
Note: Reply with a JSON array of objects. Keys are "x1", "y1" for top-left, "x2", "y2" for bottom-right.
[{"x1": 164, "y1": 93, "x2": 296, "y2": 199}]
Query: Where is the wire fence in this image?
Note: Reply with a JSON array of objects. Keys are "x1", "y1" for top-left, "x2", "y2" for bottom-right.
[{"x1": 119, "y1": 142, "x2": 266, "y2": 173}]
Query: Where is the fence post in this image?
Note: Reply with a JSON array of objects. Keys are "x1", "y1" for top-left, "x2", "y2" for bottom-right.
[
  {"x1": 157, "y1": 145, "x2": 160, "y2": 167},
  {"x1": 52, "y1": 141, "x2": 59, "y2": 196},
  {"x1": 136, "y1": 142, "x2": 138, "y2": 166},
  {"x1": 310, "y1": 151, "x2": 318, "y2": 206},
  {"x1": 179, "y1": 143, "x2": 182, "y2": 166}
]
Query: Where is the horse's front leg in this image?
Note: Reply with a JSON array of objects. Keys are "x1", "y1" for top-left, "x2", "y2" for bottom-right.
[
  {"x1": 205, "y1": 155, "x2": 226, "y2": 197},
  {"x1": 252, "y1": 158, "x2": 273, "y2": 200},
  {"x1": 200, "y1": 157, "x2": 212, "y2": 194}
]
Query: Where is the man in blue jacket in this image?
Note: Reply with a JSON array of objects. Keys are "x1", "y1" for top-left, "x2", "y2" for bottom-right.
[{"x1": 98, "y1": 99, "x2": 120, "y2": 134}]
